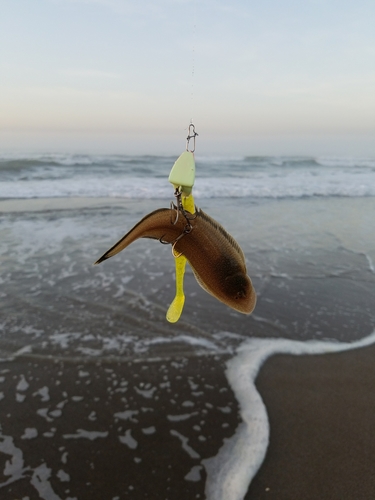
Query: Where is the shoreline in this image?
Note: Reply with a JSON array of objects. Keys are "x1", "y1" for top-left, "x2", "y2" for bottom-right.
[{"x1": 2, "y1": 335, "x2": 375, "y2": 499}]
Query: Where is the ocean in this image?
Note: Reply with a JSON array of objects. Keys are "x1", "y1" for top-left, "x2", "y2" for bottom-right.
[
  {"x1": 1, "y1": 153, "x2": 375, "y2": 499},
  {"x1": 1, "y1": 153, "x2": 375, "y2": 199}
]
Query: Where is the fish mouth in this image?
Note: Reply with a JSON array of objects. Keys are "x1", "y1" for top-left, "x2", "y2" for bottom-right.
[{"x1": 229, "y1": 290, "x2": 257, "y2": 314}]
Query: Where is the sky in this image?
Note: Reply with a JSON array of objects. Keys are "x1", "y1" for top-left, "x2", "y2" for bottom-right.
[{"x1": 1, "y1": 0, "x2": 375, "y2": 156}]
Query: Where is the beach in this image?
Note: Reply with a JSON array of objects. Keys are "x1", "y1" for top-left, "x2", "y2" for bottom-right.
[
  {"x1": 248, "y1": 344, "x2": 375, "y2": 499},
  {"x1": 0, "y1": 352, "x2": 239, "y2": 499},
  {"x1": 2, "y1": 343, "x2": 375, "y2": 499},
  {"x1": 1, "y1": 155, "x2": 375, "y2": 499}
]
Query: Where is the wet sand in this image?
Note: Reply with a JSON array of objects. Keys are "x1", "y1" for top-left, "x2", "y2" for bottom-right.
[
  {"x1": 2, "y1": 342, "x2": 375, "y2": 499},
  {"x1": 0, "y1": 353, "x2": 241, "y2": 499},
  {"x1": 247, "y1": 343, "x2": 375, "y2": 499}
]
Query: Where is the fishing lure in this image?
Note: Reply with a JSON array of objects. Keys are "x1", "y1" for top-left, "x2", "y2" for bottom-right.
[
  {"x1": 95, "y1": 202, "x2": 256, "y2": 316},
  {"x1": 95, "y1": 125, "x2": 256, "y2": 321}
]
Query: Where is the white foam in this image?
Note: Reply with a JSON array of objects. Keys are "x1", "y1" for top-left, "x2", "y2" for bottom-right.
[
  {"x1": 2, "y1": 153, "x2": 375, "y2": 201},
  {"x1": 119, "y1": 430, "x2": 138, "y2": 449},
  {"x1": 170, "y1": 430, "x2": 200, "y2": 459},
  {"x1": 2, "y1": 170, "x2": 375, "y2": 199},
  {"x1": 32, "y1": 386, "x2": 50, "y2": 404},
  {"x1": 56, "y1": 469, "x2": 70, "y2": 482},
  {"x1": 145, "y1": 335, "x2": 220, "y2": 351},
  {"x1": 16, "y1": 375, "x2": 29, "y2": 392},
  {"x1": 134, "y1": 386, "x2": 157, "y2": 399},
  {"x1": 0, "y1": 431, "x2": 73, "y2": 499},
  {"x1": 184, "y1": 465, "x2": 203, "y2": 482},
  {"x1": 31, "y1": 463, "x2": 62, "y2": 500},
  {"x1": 114, "y1": 410, "x2": 139, "y2": 422},
  {"x1": 203, "y1": 329, "x2": 375, "y2": 500},
  {"x1": 37, "y1": 408, "x2": 54, "y2": 422},
  {"x1": 21, "y1": 428, "x2": 38, "y2": 440},
  {"x1": 0, "y1": 434, "x2": 25, "y2": 486},
  {"x1": 141, "y1": 426, "x2": 156, "y2": 435},
  {"x1": 63, "y1": 430, "x2": 108, "y2": 440},
  {"x1": 167, "y1": 412, "x2": 198, "y2": 422}
]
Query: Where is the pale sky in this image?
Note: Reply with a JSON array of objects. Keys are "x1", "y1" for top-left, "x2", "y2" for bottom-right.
[{"x1": 1, "y1": 0, "x2": 375, "y2": 156}]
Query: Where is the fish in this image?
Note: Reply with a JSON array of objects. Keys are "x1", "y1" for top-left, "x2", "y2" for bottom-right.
[{"x1": 95, "y1": 207, "x2": 256, "y2": 314}]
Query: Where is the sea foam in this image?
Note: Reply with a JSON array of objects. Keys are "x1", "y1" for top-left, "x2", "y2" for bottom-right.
[
  {"x1": 203, "y1": 329, "x2": 375, "y2": 500},
  {"x1": 1, "y1": 154, "x2": 375, "y2": 200}
]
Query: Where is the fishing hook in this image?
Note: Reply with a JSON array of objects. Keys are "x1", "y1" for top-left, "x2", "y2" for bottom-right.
[{"x1": 160, "y1": 192, "x2": 196, "y2": 255}]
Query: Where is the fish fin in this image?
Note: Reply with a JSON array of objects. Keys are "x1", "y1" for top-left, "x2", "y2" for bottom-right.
[
  {"x1": 94, "y1": 234, "x2": 157, "y2": 264},
  {"x1": 95, "y1": 208, "x2": 171, "y2": 264},
  {"x1": 95, "y1": 234, "x2": 133, "y2": 264},
  {"x1": 198, "y1": 210, "x2": 246, "y2": 263}
]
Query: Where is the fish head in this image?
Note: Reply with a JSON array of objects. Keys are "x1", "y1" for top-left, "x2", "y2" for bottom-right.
[{"x1": 223, "y1": 272, "x2": 256, "y2": 314}]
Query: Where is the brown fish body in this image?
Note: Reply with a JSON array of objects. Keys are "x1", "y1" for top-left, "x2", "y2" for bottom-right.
[{"x1": 95, "y1": 207, "x2": 256, "y2": 314}]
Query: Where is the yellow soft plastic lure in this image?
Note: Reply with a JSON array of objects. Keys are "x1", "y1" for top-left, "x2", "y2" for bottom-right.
[
  {"x1": 166, "y1": 193, "x2": 195, "y2": 323},
  {"x1": 166, "y1": 150, "x2": 196, "y2": 323}
]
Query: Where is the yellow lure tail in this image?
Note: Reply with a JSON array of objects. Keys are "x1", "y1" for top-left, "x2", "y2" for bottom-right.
[
  {"x1": 166, "y1": 193, "x2": 195, "y2": 323},
  {"x1": 166, "y1": 253, "x2": 187, "y2": 323}
]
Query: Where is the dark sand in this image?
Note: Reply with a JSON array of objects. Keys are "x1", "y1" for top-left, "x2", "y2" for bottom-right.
[
  {"x1": 0, "y1": 353, "x2": 241, "y2": 499},
  {"x1": 247, "y1": 343, "x2": 375, "y2": 499},
  {"x1": 2, "y1": 343, "x2": 375, "y2": 499}
]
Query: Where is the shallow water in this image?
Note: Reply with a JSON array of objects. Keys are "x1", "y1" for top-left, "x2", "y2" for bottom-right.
[
  {"x1": 0, "y1": 196, "x2": 374, "y2": 363},
  {"x1": 1, "y1": 156, "x2": 375, "y2": 498}
]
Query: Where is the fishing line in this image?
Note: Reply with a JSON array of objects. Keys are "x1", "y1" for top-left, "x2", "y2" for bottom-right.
[{"x1": 190, "y1": 0, "x2": 197, "y2": 126}]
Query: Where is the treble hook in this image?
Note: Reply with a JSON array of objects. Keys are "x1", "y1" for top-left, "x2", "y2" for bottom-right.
[
  {"x1": 160, "y1": 190, "x2": 196, "y2": 255},
  {"x1": 171, "y1": 241, "x2": 183, "y2": 258},
  {"x1": 186, "y1": 123, "x2": 198, "y2": 153},
  {"x1": 170, "y1": 200, "x2": 179, "y2": 225},
  {"x1": 170, "y1": 222, "x2": 193, "y2": 258}
]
